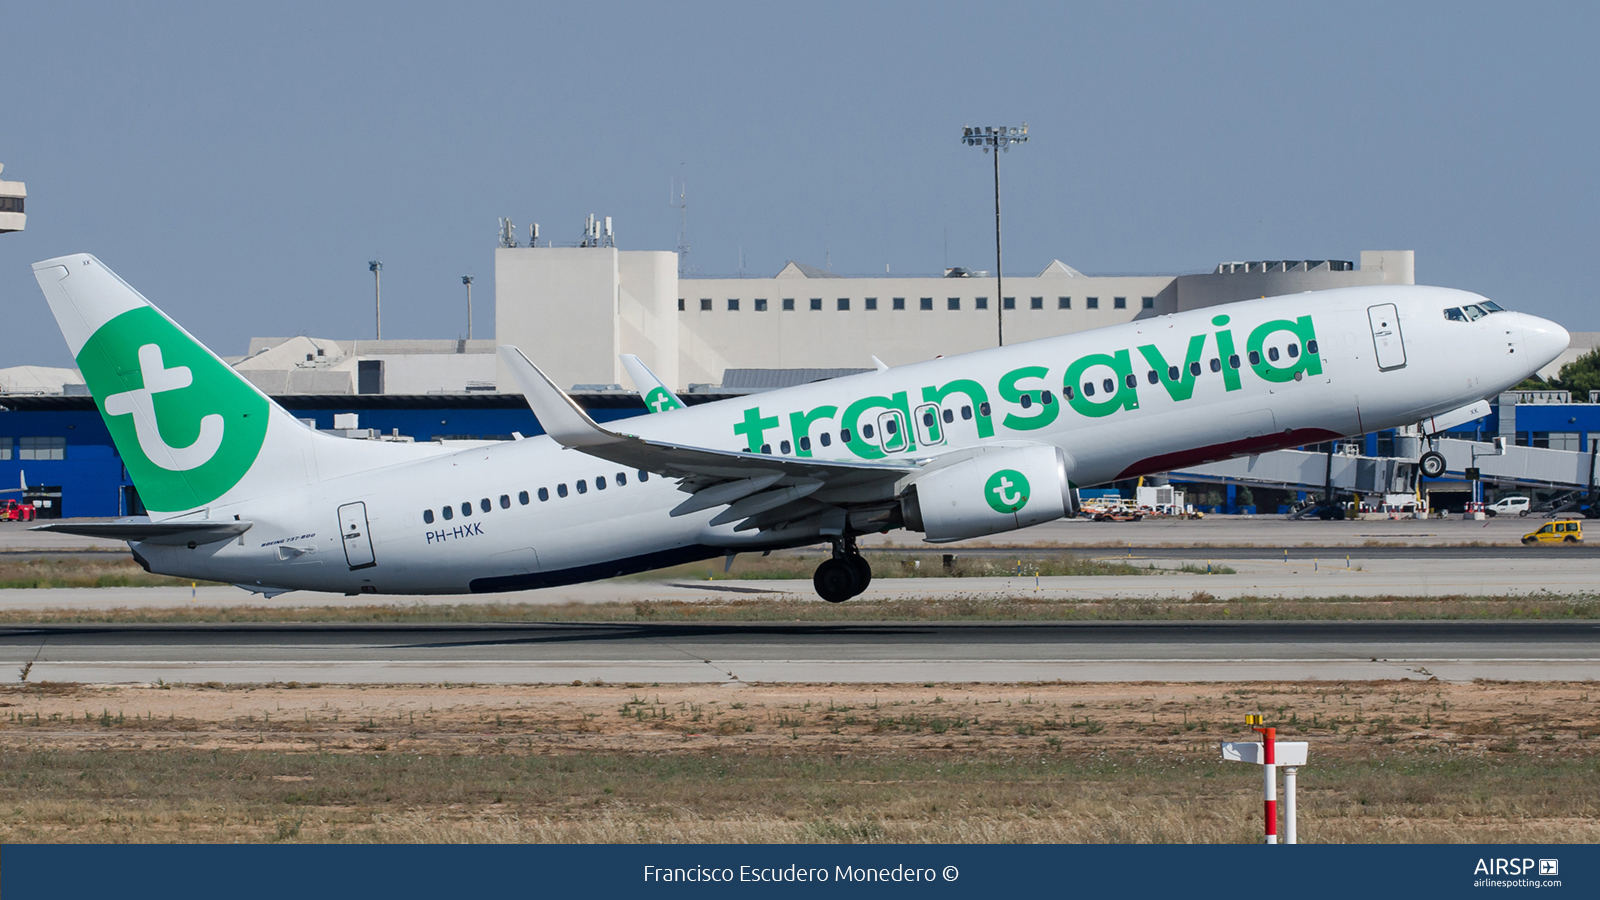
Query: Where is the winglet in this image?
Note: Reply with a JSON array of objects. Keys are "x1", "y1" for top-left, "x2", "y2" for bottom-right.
[
  {"x1": 871, "y1": 355, "x2": 890, "y2": 372},
  {"x1": 498, "y1": 346, "x2": 623, "y2": 449},
  {"x1": 620, "y1": 354, "x2": 685, "y2": 412}
]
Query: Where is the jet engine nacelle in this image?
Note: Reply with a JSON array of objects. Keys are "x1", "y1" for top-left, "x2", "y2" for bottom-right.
[{"x1": 901, "y1": 444, "x2": 1076, "y2": 542}]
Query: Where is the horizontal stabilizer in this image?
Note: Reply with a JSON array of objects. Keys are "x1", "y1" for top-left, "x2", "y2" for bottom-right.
[{"x1": 32, "y1": 518, "x2": 253, "y2": 546}]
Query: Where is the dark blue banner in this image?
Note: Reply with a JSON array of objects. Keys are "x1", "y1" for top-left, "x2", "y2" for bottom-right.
[{"x1": 4, "y1": 843, "x2": 1594, "y2": 898}]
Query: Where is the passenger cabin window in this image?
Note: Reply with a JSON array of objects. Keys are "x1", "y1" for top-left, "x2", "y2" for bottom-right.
[
  {"x1": 461, "y1": 502, "x2": 472, "y2": 517},
  {"x1": 1287, "y1": 343, "x2": 1300, "y2": 358},
  {"x1": 576, "y1": 480, "x2": 587, "y2": 494},
  {"x1": 799, "y1": 436, "x2": 811, "y2": 451},
  {"x1": 1268, "y1": 347, "x2": 1280, "y2": 362},
  {"x1": 979, "y1": 402, "x2": 991, "y2": 417},
  {"x1": 1102, "y1": 378, "x2": 1115, "y2": 393},
  {"x1": 862, "y1": 424, "x2": 875, "y2": 439},
  {"x1": 1229, "y1": 354, "x2": 1241, "y2": 368},
  {"x1": 557, "y1": 484, "x2": 568, "y2": 498},
  {"x1": 1209, "y1": 358, "x2": 1221, "y2": 372},
  {"x1": 841, "y1": 428, "x2": 852, "y2": 443},
  {"x1": 961, "y1": 405, "x2": 972, "y2": 420},
  {"x1": 1249, "y1": 350, "x2": 1262, "y2": 365},
  {"x1": 942, "y1": 408, "x2": 954, "y2": 424},
  {"x1": 537, "y1": 488, "x2": 548, "y2": 502},
  {"x1": 1189, "y1": 362, "x2": 1202, "y2": 377},
  {"x1": 1148, "y1": 370, "x2": 1160, "y2": 384},
  {"x1": 596, "y1": 476, "x2": 607, "y2": 490},
  {"x1": 616, "y1": 472, "x2": 627, "y2": 486},
  {"x1": 820, "y1": 432, "x2": 832, "y2": 446},
  {"x1": 780, "y1": 440, "x2": 791, "y2": 454},
  {"x1": 499, "y1": 494, "x2": 510, "y2": 509},
  {"x1": 638, "y1": 470, "x2": 650, "y2": 482},
  {"x1": 520, "y1": 490, "x2": 530, "y2": 504},
  {"x1": 423, "y1": 509, "x2": 434, "y2": 524},
  {"x1": 480, "y1": 498, "x2": 491, "y2": 512},
  {"x1": 442, "y1": 506, "x2": 453, "y2": 520}
]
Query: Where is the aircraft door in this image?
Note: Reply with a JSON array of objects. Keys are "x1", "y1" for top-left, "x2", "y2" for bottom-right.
[
  {"x1": 912, "y1": 403, "x2": 946, "y2": 447},
  {"x1": 337, "y1": 501, "x2": 376, "y2": 570},
  {"x1": 1367, "y1": 303, "x2": 1407, "y2": 371},
  {"x1": 876, "y1": 410, "x2": 909, "y2": 452}
]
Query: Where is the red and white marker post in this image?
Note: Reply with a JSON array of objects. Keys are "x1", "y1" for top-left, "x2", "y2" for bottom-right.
[
  {"x1": 1256, "y1": 724, "x2": 1277, "y2": 844},
  {"x1": 1221, "y1": 714, "x2": 1309, "y2": 844}
]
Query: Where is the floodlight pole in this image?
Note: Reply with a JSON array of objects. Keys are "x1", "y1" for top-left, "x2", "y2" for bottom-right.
[
  {"x1": 368, "y1": 260, "x2": 383, "y2": 339},
  {"x1": 462, "y1": 275, "x2": 474, "y2": 340},
  {"x1": 962, "y1": 124, "x2": 1028, "y2": 347}
]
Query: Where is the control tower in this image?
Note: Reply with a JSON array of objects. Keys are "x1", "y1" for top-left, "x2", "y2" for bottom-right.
[{"x1": 0, "y1": 164, "x2": 25, "y2": 234}]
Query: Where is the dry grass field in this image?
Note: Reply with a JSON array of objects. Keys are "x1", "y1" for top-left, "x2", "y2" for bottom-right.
[{"x1": 0, "y1": 679, "x2": 1594, "y2": 844}]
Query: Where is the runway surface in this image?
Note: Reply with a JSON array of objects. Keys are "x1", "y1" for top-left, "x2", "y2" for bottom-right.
[{"x1": 5, "y1": 620, "x2": 1595, "y2": 684}]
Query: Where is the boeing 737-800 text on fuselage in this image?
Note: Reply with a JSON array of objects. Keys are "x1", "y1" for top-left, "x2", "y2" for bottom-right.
[{"x1": 31, "y1": 254, "x2": 1568, "y2": 601}]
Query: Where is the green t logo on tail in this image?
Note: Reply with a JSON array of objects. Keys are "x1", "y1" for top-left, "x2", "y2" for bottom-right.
[
  {"x1": 76, "y1": 307, "x2": 268, "y2": 512},
  {"x1": 985, "y1": 469, "x2": 1030, "y2": 514},
  {"x1": 645, "y1": 386, "x2": 684, "y2": 413}
]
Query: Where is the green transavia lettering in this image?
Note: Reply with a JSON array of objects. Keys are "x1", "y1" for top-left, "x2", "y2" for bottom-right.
[{"x1": 731, "y1": 313, "x2": 1322, "y2": 459}]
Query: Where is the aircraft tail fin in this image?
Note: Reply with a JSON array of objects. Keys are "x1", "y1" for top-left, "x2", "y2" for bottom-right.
[
  {"x1": 620, "y1": 354, "x2": 684, "y2": 413},
  {"x1": 32, "y1": 254, "x2": 318, "y2": 517}
]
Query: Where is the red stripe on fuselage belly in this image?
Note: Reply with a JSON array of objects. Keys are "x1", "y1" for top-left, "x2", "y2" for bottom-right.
[{"x1": 1114, "y1": 428, "x2": 1344, "y2": 482}]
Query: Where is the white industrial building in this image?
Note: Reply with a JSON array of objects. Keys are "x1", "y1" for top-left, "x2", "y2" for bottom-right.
[
  {"x1": 491, "y1": 242, "x2": 1419, "y2": 391},
  {"x1": 0, "y1": 164, "x2": 24, "y2": 234}
]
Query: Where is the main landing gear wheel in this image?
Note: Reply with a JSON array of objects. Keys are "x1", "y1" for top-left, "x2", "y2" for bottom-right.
[
  {"x1": 847, "y1": 554, "x2": 872, "y2": 594},
  {"x1": 1418, "y1": 451, "x2": 1447, "y2": 479},
  {"x1": 813, "y1": 558, "x2": 857, "y2": 603}
]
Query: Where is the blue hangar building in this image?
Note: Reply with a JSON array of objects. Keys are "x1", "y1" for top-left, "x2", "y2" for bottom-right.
[
  {"x1": 0, "y1": 393, "x2": 661, "y2": 518},
  {"x1": 2, "y1": 391, "x2": 1591, "y2": 519}
]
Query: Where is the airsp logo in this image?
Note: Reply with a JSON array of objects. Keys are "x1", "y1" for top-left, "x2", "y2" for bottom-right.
[
  {"x1": 645, "y1": 386, "x2": 683, "y2": 413},
  {"x1": 984, "y1": 468, "x2": 1030, "y2": 514},
  {"x1": 77, "y1": 307, "x2": 269, "y2": 512}
]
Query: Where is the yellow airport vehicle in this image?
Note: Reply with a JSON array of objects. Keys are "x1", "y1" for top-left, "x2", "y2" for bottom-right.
[{"x1": 1522, "y1": 520, "x2": 1584, "y2": 545}]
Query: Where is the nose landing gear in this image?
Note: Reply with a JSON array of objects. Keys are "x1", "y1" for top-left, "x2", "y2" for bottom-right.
[{"x1": 813, "y1": 537, "x2": 871, "y2": 603}]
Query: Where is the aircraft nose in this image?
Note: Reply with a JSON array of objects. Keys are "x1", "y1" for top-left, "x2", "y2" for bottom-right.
[{"x1": 1518, "y1": 312, "x2": 1571, "y2": 369}]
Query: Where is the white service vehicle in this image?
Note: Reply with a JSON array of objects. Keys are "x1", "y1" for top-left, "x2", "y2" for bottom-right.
[
  {"x1": 1487, "y1": 495, "x2": 1532, "y2": 517},
  {"x1": 29, "y1": 253, "x2": 1569, "y2": 602}
]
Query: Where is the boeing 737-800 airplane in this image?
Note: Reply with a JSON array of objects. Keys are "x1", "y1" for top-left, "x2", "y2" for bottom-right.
[{"x1": 31, "y1": 254, "x2": 1568, "y2": 601}]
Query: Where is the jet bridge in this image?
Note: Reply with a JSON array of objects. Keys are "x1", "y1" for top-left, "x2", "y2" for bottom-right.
[
  {"x1": 1170, "y1": 437, "x2": 1600, "y2": 498},
  {"x1": 1431, "y1": 438, "x2": 1600, "y2": 491},
  {"x1": 1171, "y1": 447, "x2": 1417, "y2": 495}
]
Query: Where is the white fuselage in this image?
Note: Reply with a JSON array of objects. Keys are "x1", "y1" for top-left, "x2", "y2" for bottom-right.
[{"x1": 134, "y1": 285, "x2": 1562, "y2": 595}]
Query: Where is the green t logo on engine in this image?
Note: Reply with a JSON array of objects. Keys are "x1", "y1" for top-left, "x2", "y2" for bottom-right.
[
  {"x1": 984, "y1": 468, "x2": 1031, "y2": 514},
  {"x1": 77, "y1": 307, "x2": 269, "y2": 512}
]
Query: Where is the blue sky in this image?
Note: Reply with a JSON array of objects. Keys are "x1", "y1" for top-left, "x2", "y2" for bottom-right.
[{"x1": 3, "y1": 1, "x2": 1597, "y2": 367}]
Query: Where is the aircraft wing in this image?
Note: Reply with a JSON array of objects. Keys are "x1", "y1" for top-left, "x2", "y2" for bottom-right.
[
  {"x1": 501, "y1": 346, "x2": 916, "y2": 532},
  {"x1": 32, "y1": 518, "x2": 253, "y2": 546}
]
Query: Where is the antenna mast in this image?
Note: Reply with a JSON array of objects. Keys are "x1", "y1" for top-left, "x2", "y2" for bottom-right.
[{"x1": 672, "y1": 171, "x2": 689, "y2": 276}]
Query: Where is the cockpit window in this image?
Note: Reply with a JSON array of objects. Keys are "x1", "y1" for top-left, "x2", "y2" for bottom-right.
[
  {"x1": 1480, "y1": 300, "x2": 1504, "y2": 312},
  {"x1": 1444, "y1": 307, "x2": 1467, "y2": 322},
  {"x1": 1464, "y1": 304, "x2": 1488, "y2": 321}
]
